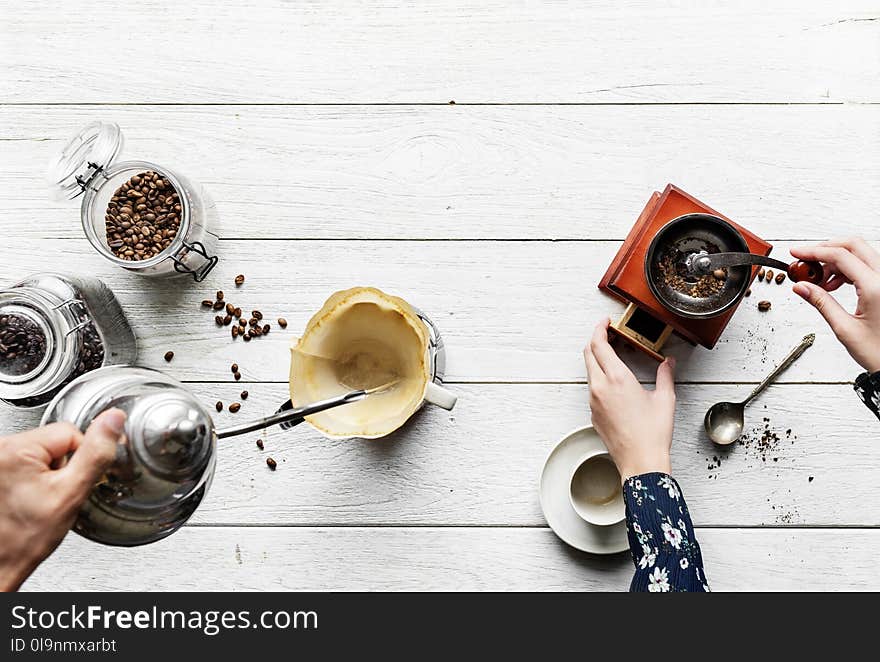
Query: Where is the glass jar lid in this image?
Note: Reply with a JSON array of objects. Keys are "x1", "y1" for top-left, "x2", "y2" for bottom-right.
[{"x1": 47, "y1": 122, "x2": 123, "y2": 201}]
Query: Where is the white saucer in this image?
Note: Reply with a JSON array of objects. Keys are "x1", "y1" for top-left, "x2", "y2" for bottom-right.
[{"x1": 539, "y1": 425, "x2": 629, "y2": 555}]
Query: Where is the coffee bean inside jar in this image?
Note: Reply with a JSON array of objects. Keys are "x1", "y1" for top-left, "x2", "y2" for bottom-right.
[
  {"x1": 49, "y1": 122, "x2": 218, "y2": 281},
  {"x1": 104, "y1": 171, "x2": 181, "y2": 261},
  {"x1": 4, "y1": 323, "x2": 105, "y2": 408},
  {"x1": 0, "y1": 313, "x2": 48, "y2": 377}
]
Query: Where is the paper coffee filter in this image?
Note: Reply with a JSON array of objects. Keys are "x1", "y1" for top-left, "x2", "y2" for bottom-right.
[{"x1": 289, "y1": 287, "x2": 430, "y2": 439}]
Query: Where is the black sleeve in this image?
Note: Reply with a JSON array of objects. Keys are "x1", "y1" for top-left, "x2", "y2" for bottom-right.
[{"x1": 854, "y1": 371, "x2": 880, "y2": 420}]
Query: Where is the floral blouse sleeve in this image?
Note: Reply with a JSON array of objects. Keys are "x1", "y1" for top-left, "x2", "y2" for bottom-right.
[
  {"x1": 854, "y1": 371, "x2": 880, "y2": 420},
  {"x1": 623, "y1": 473, "x2": 709, "y2": 592}
]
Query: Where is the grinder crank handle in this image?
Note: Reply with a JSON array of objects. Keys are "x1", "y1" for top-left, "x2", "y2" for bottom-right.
[{"x1": 687, "y1": 252, "x2": 824, "y2": 284}]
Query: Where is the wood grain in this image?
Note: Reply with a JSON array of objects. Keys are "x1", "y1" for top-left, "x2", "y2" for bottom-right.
[
  {"x1": 4, "y1": 0, "x2": 879, "y2": 593},
  {"x1": 5, "y1": 383, "x2": 876, "y2": 527},
  {"x1": 22, "y1": 526, "x2": 879, "y2": 591},
  {"x1": 1, "y1": 105, "x2": 878, "y2": 240},
  {"x1": 2, "y1": 1, "x2": 878, "y2": 103},
  {"x1": 0, "y1": 238, "x2": 862, "y2": 383}
]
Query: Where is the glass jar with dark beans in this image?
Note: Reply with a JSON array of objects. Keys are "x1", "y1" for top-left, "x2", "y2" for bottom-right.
[
  {"x1": 48, "y1": 122, "x2": 218, "y2": 282},
  {"x1": 0, "y1": 274, "x2": 137, "y2": 409},
  {"x1": 0, "y1": 314, "x2": 47, "y2": 377}
]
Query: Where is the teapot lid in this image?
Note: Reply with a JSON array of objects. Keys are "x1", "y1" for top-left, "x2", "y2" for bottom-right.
[{"x1": 127, "y1": 389, "x2": 214, "y2": 481}]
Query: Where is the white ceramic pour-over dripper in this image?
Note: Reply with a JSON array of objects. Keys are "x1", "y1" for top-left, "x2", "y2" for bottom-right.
[
  {"x1": 286, "y1": 288, "x2": 458, "y2": 439},
  {"x1": 282, "y1": 345, "x2": 454, "y2": 434}
]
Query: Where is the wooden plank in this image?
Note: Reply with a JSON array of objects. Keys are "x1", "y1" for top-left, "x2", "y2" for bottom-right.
[
  {"x1": 4, "y1": 384, "x2": 877, "y2": 526},
  {"x1": 1, "y1": 105, "x2": 878, "y2": 240},
  {"x1": 21, "y1": 526, "x2": 880, "y2": 591},
  {"x1": 2, "y1": 2, "x2": 878, "y2": 103},
  {"x1": 0, "y1": 238, "x2": 864, "y2": 383}
]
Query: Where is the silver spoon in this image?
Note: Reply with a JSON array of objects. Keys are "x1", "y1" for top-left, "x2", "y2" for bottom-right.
[{"x1": 704, "y1": 333, "x2": 815, "y2": 445}]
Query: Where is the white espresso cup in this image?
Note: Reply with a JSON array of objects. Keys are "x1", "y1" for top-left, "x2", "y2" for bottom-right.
[{"x1": 568, "y1": 449, "x2": 625, "y2": 526}]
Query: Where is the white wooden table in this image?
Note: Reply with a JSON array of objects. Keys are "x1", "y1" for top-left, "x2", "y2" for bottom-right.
[{"x1": 2, "y1": 1, "x2": 879, "y2": 591}]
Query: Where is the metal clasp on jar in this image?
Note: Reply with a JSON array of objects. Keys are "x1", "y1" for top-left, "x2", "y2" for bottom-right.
[
  {"x1": 52, "y1": 298, "x2": 91, "y2": 337},
  {"x1": 73, "y1": 161, "x2": 111, "y2": 197},
  {"x1": 170, "y1": 240, "x2": 219, "y2": 283}
]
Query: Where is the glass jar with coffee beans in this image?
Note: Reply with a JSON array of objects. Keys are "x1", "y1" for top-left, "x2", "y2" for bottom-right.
[
  {"x1": 0, "y1": 273, "x2": 137, "y2": 409},
  {"x1": 48, "y1": 122, "x2": 219, "y2": 281}
]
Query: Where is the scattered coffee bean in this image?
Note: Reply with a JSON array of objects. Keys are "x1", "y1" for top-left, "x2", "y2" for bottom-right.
[
  {"x1": 201, "y1": 299, "x2": 214, "y2": 308},
  {"x1": 233, "y1": 307, "x2": 242, "y2": 318},
  {"x1": 277, "y1": 318, "x2": 288, "y2": 328},
  {"x1": 243, "y1": 333, "x2": 252, "y2": 342},
  {"x1": 757, "y1": 268, "x2": 765, "y2": 280},
  {"x1": 775, "y1": 272, "x2": 785, "y2": 284},
  {"x1": 212, "y1": 301, "x2": 224, "y2": 311},
  {"x1": 765, "y1": 269, "x2": 774, "y2": 283},
  {"x1": 745, "y1": 288, "x2": 752, "y2": 297},
  {"x1": 234, "y1": 371, "x2": 242, "y2": 380},
  {"x1": 262, "y1": 324, "x2": 270, "y2": 334},
  {"x1": 235, "y1": 274, "x2": 245, "y2": 286},
  {"x1": 266, "y1": 457, "x2": 277, "y2": 471},
  {"x1": 712, "y1": 269, "x2": 726, "y2": 280},
  {"x1": 232, "y1": 325, "x2": 240, "y2": 338},
  {"x1": 239, "y1": 318, "x2": 247, "y2": 328},
  {"x1": 164, "y1": 351, "x2": 174, "y2": 362},
  {"x1": 256, "y1": 439, "x2": 264, "y2": 450},
  {"x1": 252, "y1": 326, "x2": 262, "y2": 337},
  {"x1": 229, "y1": 402, "x2": 241, "y2": 413},
  {"x1": 231, "y1": 363, "x2": 239, "y2": 373},
  {"x1": 252, "y1": 310, "x2": 263, "y2": 321},
  {"x1": 248, "y1": 317, "x2": 258, "y2": 327},
  {"x1": 215, "y1": 401, "x2": 223, "y2": 412},
  {"x1": 223, "y1": 315, "x2": 232, "y2": 325},
  {"x1": 104, "y1": 171, "x2": 180, "y2": 261},
  {"x1": 758, "y1": 300, "x2": 772, "y2": 311},
  {"x1": 226, "y1": 303, "x2": 235, "y2": 315},
  {"x1": 215, "y1": 315, "x2": 224, "y2": 326},
  {"x1": 240, "y1": 390, "x2": 249, "y2": 400},
  {"x1": 216, "y1": 291, "x2": 224, "y2": 301}
]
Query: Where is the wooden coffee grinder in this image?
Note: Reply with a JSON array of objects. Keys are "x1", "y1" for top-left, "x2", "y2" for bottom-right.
[{"x1": 600, "y1": 185, "x2": 790, "y2": 361}]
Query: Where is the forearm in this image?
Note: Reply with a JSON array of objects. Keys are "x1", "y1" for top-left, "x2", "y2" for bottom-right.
[
  {"x1": 0, "y1": 552, "x2": 38, "y2": 592},
  {"x1": 623, "y1": 472, "x2": 709, "y2": 592}
]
